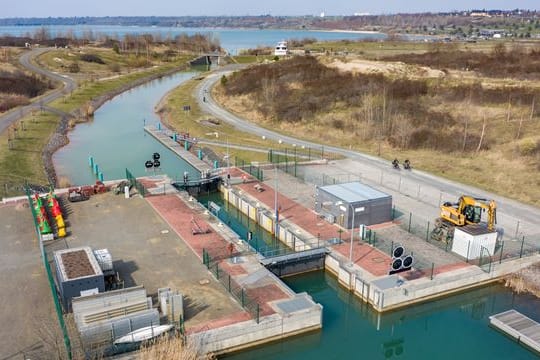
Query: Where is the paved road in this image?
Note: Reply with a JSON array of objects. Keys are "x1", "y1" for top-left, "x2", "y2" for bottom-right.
[
  {"x1": 0, "y1": 48, "x2": 77, "y2": 134},
  {"x1": 196, "y1": 70, "x2": 540, "y2": 237}
]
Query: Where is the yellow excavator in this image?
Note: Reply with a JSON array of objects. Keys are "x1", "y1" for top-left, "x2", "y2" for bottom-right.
[{"x1": 431, "y1": 195, "x2": 497, "y2": 242}]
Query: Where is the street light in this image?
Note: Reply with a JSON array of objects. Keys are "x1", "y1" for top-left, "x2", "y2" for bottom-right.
[
  {"x1": 336, "y1": 201, "x2": 360, "y2": 265},
  {"x1": 208, "y1": 131, "x2": 230, "y2": 181}
]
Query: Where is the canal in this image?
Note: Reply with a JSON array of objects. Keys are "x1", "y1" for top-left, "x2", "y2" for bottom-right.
[
  {"x1": 53, "y1": 71, "x2": 202, "y2": 185},
  {"x1": 199, "y1": 190, "x2": 540, "y2": 360},
  {"x1": 52, "y1": 68, "x2": 540, "y2": 360}
]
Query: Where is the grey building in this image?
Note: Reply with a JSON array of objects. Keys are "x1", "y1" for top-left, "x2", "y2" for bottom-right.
[
  {"x1": 315, "y1": 182, "x2": 392, "y2": 229},
  {"x1": 54, "y1": 246, "x2": 105, "y2": 310}
]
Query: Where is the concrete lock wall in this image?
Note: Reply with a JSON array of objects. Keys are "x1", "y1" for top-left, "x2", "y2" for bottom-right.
[
  {"x1": 193, "y1": 307, "x2": 323, "y2": 355},
  {"x1": 220, "y1": 187, "x2": 314, "y2": 251}
]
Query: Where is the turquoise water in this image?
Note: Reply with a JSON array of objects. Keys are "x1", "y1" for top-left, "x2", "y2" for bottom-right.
[
  {"x1": 0, "y1": 25, "x2": 384, "y2": 53},
  {"x1": 198, "y1": 192, "x2": 290, "y2": 256},
  {"x1": 201, "y1": 192, "x2": 540, "y2": 360},
  {"x1": 225, "y1": 271, "x2": 540, "y2": 360},
  {"x1": 53, "y1": 72, "x2": 202, "y2": 185}
]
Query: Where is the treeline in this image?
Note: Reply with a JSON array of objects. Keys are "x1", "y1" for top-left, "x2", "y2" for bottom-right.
[
  {"x1": 386, "y1": 43, "x2": 540, "y2": 80},
  {"x1": 222, "y1": 56, "x2": 539, "y2": 152},
  {"x1": 0, "y1": 13, "x2": 538, "y2": 31},
  {"x1": 0, "y1": 28, "x2": 222, "y2": 53}
]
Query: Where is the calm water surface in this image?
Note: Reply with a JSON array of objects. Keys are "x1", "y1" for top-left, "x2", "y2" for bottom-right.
[
  {"x1": 0, "y1": 25, "x2": 385, "y2": 53},
  {"x1": 53, "y1": 72, "x2": 201, "y2": 185},
  {"x1": 225, "y1": 271, "x2": 540, "y2": 360}
]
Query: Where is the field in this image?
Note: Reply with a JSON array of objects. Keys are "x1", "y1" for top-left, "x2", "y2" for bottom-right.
[
  {"x1": 156, "y1": 75, "x2": 270, "y2": 163},
  {"x1": 214, "y1": 41, "x2": 540, "y2": 206}
]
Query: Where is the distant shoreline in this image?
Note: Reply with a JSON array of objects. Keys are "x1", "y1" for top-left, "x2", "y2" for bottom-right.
[{"x1": 313, "y1": 29, "x2": 382, "y2": 35}]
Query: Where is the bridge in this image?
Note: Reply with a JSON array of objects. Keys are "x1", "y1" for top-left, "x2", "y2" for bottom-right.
[
  {"x1": 189, "y1": 53, "x2": 223, "y2": 67},
  {"x1": 260, "y1": 247, "x2": 328, "y2": 277}
]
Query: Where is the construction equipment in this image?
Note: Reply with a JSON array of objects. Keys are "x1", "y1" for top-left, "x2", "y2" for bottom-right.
[{"x1": 431, "y1": 195, "x2": 497, "y2": 243}]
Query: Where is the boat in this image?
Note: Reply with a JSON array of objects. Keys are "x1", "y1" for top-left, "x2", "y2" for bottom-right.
[
  {"x1": 113, "y1": 324, "x2": 174, "y2": 344},
  {"x1": 274, "y1": 41, "x2": 289, "y2": 56}
]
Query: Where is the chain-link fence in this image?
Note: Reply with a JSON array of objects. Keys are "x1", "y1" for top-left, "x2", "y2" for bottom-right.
[
  {"x1": 125, "y1": 168, "x2": 147, "y2": 197},
  {"x1": 234, "y1": 157, "x2": 264, "y2": 181},
  {"x1": 202, "y1": 248, "x2": 260, "y2": 323},
  {"x1": 25, "y1": 186, "x2": 72, "y2": 360}
]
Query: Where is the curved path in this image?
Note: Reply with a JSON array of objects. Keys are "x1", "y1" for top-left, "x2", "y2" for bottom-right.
[
  {"x1": 196, "y1": 69, "x2": 540, "y2": 238},
  {"x1": 0, "y1": 47, "x2": 77, "y2": 134}
]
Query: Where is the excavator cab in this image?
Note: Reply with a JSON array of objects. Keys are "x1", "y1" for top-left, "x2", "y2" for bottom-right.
[{"x1": 432, "y1": 196, "x2": 496, "y2": 243}]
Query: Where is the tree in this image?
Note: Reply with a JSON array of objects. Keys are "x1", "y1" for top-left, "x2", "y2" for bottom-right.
[{"x1": 112, "y1": 43, "x2": 120, "y2": 54}]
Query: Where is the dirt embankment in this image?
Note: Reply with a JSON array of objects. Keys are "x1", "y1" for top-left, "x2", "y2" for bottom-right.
[
  {"x1": 504, "y1": 262, "x2": 540, "y2": 298},
  {"x1": 43, "y1": 62, "x2": 193, "y2": 186}
]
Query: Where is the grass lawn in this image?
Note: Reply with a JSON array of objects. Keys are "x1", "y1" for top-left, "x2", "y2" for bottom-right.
[{"x1": 0, "y1": 55, "x2": 196, "y2": 197}]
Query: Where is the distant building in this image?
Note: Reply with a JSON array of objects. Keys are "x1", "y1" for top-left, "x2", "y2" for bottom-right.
[{"x1": 274, "y1": 41, "x2": 289, "y2": 56}]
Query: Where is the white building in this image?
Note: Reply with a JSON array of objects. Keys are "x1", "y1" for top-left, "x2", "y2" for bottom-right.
[{"x1": 274, "y1": 41, "x2": 289, "y2": 56}]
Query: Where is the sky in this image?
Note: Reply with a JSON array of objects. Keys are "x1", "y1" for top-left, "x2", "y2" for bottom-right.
[{"x1": 2, "y1": 0, "x2": 540, "y2": 18}]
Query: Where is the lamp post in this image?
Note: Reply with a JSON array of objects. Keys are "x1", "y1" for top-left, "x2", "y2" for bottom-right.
[{"x1": 336, "y1": 200, "x2": 357, "y2": 265}]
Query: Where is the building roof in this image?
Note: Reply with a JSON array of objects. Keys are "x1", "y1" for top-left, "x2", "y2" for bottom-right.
[
  {"x1": 54, "y1": 246, "x2": 103, "y2": 281},
  {"x1": 319, "y1": 182, "x2": 390, "y2": 203}
]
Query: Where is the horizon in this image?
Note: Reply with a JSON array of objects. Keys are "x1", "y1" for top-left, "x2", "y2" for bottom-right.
[{"x1": 2, "y1": 1, "x2": 540, "y2": 18}]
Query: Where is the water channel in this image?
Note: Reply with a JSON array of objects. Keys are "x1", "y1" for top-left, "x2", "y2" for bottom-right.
[
  {"x1": 51, "y1": 68, "x2": 540, "y2": 359},
  {"x1": 53, "y1": 71, "x2": 202, "y2": 185}
]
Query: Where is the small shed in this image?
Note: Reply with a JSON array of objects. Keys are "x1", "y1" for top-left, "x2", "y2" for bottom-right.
[
  {"x1": 451, "y1": 224, "x2": 497, "y2": 260},
  {"x1": 54, "y1": 246, "x2": 105, "y2": 309},
  {"x1": 315, "y1": 182, "x2": 392, "y2": 228}
]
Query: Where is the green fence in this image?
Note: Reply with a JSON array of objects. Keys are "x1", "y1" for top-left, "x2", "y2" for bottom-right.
[
  {"x1": 126, "y1": 168, "x2": 147, "y2": 197},
  {"x1": 202, "y1": 249, "x2": 260, "y2": 323},
  {"x1": 25, "y1": 186, "x2": 72, "y2": 360},
  {"x1": 234, "y1": 157, "x2": 264, "y2": 181}
]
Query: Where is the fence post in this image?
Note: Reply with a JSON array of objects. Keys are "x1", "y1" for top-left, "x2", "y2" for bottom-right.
[
  {"x1": 499, "y1": 242, "x2": 504, "y2": 264},
  {"x1": 408, "y1": 212, "x2": 412, "y2": 232},
  {"x1": 390, "y1": 241, "x2": 394, "y2": 256},
  {"x1": 515, "y1": 221, "x2": 520, "y2": 239},
  {"x1": 256, "y1": 304, "x2": 260, "y2": 324},
  {"x1": 520, "y1": 236, "x2": 525, "y2": 258},
  {"x1": 228, "y1": 275, "x2": 231, "y2": 292},
  {"x1": 215, "y1": 263, "x2": 220, "y2": 279},
  {"x1": 392, "y1": 205, "x2": 395, "y2": 220},
  {"x1": 241, "y1": 288, "x2": 245, "y2": 307},
  {"x1": 425, "y1": 221, "x2": 430, "y2": 241},
  {"x1": 466, "y1": 241, "x2": 470, "y2": 263},
  {"x1": 430, "y1": 262, "x2": 435, "y2": 280}
]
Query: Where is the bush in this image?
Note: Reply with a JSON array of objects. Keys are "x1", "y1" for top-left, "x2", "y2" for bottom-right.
[
  {"x1": 108, "y1": 63, "x2": 121, "y2": 73},
  {"x1": 0, "y1": 94, "x2": 29, "y2": 112},
  {"x1": 79, "y1": 53, "x2": 106, "y2": 64},
  {"x1": 68, "y1": 62, "x2": 80, "y2": 73},
  {"x1": 0, "y1": 70, "x2": 51, "y2": 97},
  {"x1": 519, "y1": 138, "x2": 540, "y2": 156}
]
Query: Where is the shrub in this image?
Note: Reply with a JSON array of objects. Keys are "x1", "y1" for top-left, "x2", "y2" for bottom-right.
[
  {"x1": 79, "y1": 53, "x2": 105, "y2": 64},
  {"x1": 68, "y1": 62, "x2": 80, "y2": 73}
]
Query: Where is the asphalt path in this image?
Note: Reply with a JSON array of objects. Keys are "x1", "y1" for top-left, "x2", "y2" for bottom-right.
[
  {"x1": 196, "y1": 69, "x2": 540, "y2": 229},
  {"x1": 0, "y1": 47, "x2": 77, "y2": 134}
]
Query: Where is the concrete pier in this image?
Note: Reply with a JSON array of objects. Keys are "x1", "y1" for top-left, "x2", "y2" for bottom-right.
[
  {"x1": 144, "y1": 125, "x2": 212, "y2": 173},
  {"x1": 490, "y1": 309, "x2": 540, "y2": 354}
]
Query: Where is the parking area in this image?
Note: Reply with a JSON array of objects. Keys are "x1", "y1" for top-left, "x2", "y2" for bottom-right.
[{"x1": 0, "y1": 201, "x2": 59, "y2": 359}]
